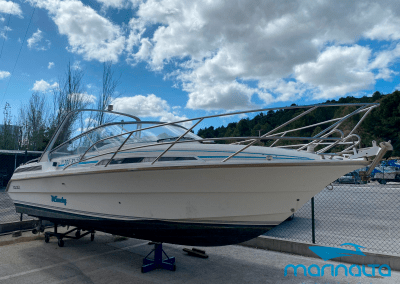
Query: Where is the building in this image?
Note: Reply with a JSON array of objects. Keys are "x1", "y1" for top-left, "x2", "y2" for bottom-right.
[{"x1": 0, "y1": 150, "x2": 42, "y2": 187}]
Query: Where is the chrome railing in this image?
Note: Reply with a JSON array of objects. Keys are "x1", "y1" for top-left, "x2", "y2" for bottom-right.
[{"x1": 59, "y1": 103, "x2": 378, "y2": 170}]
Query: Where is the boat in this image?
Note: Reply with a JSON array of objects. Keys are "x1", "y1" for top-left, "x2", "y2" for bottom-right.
[{"x1": 6, "y1": 103, "x2": 389, "y2": 246}]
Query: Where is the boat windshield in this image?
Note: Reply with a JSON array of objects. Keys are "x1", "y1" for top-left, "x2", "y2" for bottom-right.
[{"x1": 48, "y1": 110, "x2": 200, "y2": 161}]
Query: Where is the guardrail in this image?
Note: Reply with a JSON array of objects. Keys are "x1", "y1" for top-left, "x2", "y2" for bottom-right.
[{"x1": 58, "y1": 103, "x2": 378, "y2": 170}]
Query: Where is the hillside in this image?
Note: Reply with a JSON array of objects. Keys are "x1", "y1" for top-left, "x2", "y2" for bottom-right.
[{"x1": 197, "y1": 90, "x2": 400, "y2": 157}]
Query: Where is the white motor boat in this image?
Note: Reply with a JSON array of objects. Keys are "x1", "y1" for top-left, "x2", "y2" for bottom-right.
[{"x1": 6, "y1": 103, "x2": 388, "y2": 246}]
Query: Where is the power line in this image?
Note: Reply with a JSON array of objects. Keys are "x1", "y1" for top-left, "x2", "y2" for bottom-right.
[
  {"x1": 0, "y1": 7, "x2": 36, "y2": 106},
  {"x1": 0, "y1": 13, "x2": 12, "y2": 61}
]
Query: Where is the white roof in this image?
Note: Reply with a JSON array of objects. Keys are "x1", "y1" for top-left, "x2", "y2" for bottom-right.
[{"x1": 0, "y1": 149, "x2": 43, "y2": 155}]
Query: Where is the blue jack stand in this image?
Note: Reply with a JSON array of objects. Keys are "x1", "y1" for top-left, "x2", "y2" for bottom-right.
[{"x1": 141, "y1": 242, "x2": 176, "y2": 273}]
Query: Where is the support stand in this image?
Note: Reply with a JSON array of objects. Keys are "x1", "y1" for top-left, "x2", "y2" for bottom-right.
[
  {"x1": 44, "y1": 224, "x2": 95, "y2": 247},
  {"x1": 141, "y1": 242, "x2": 176, "y2": 273}
]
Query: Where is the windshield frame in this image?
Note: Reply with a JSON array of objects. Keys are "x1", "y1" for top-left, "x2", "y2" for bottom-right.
[
  {"x1": 41, "y1": 109, "x2": 197, "y2": 163},
  {"x1": 39, "y1": 109, "x2": 141, "y2": 162}
]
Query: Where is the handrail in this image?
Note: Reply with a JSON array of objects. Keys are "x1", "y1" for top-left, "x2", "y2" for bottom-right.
[
  {"x1": 296, "y1": 105, "x2": 375, "y2": 151},
  {"x1": 221, "y1": 106, "x2": 318, "y2": 162},
  {"x1": 151, "y1": 118, "x2": 204, "y2": 165},
  {"x1": 51, "y1": 103, "x2": 379, "y2": 170},
  {"x1": 62, "y1": 135, "x2": 346, "y2": 170}
]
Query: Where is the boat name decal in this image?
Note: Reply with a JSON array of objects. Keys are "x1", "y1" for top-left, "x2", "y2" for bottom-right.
[
  {"x1": 60, "y1": 157, "x2": 80, "y2": 167},
  {"x1": 51, "y1": 195, "x2": 67, "y2": 206},
  {"x1": 13, "y1": 185, "x2": 20, "y2": 189}
]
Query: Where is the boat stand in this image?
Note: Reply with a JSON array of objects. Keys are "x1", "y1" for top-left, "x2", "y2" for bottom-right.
[
  {"x1": 44, "y1": 224, "x2": 95, "y2": 247},
  {"x1": 141, "y1": 242, "x2": 176, "y2": 273}
]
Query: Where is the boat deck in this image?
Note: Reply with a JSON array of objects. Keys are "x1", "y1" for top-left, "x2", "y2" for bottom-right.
[{"x1": 0, "y1": 229, "x2": 397, "y2": 283}]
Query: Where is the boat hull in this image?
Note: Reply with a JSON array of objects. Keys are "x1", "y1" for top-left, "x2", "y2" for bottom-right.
[{"x1": 8, "y1": 160, "x2": 368, "y2": 246}]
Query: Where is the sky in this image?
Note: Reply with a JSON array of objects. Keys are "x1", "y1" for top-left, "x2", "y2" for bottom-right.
[{"x1": 0, "y1": 0, "x2": 400, "y2": 130}]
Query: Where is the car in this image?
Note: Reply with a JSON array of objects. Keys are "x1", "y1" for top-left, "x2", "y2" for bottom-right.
[{"x1": 337, "y1": 171, "x2": 361, "y2": 184}]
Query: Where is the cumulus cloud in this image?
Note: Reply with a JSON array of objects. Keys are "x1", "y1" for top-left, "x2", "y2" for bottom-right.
[
  {"x1": 48, "y1": 62, "x2": 55, "y2": 69},
  {"x1": 27, "y1": 29, "x2": 51, "y2": 50},
  {"x1": 112, "y1": 94, "x2": 190, "y2": 126},
  {"x1": 0, "y1": 0, "x2": 22, "y2": 16},
  {"x1": 34, "y1": 0, "x2": 125, "y2": 62},
  {"x1": 294, "y1": 45, "x2": 375, "y2": 99},
  {"x1": 124, "y1": 0, "x2": 400, "y2": 109},
  {"x1": 95, "y1": 0, "x2": 127, "y2": 9},
  {"x1": 0, "y1": 71, "x2": 11, "y2": 79},
  {"x1": 32, "y1": 79, "x2": 59, "y2": 92},
  {"x1": 258, "y1": 80, "x2": 308, "y2": 103}
]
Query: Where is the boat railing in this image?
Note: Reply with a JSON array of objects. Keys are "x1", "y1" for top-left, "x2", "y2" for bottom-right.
[{"x1": 60, "y1": 103, "x2": 379, "y2": 170}]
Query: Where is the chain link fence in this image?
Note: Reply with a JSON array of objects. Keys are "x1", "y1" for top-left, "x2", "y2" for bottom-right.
[
  {"x1": 0, "y1": 191, "x2": 36, "y2": 226},
  {"x1": 265, "y1": 182, "x2": 400, "y2": 255}
]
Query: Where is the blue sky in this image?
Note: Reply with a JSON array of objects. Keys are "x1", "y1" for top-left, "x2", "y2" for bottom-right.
[{"x1": 1, "y1": 0, "x2": 400, "y2": 130}]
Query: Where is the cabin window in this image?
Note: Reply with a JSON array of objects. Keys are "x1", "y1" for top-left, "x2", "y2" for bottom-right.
[{"x1": 96, "y1": 157, "x2": 196, "y2": 166}]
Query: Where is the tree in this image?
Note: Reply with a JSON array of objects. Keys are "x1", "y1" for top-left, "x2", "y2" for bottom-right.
[
  {"x1": 18, "y1": 93, "x2": 48, "y2": 151},
  {"x1": 0, "y1": 102, "x2": 19, "y2": 150},
  {"x1": 49, "y1": 62, "x2": 91, "y2": 145},
  {"x1": 96, "y1": 62, "x2": 120, "y2": 125}
]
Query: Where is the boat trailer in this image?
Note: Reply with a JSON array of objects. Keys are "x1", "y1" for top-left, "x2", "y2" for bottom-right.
[{"x1": 44, "y1": 224, "x2": 95, "y2": 247}]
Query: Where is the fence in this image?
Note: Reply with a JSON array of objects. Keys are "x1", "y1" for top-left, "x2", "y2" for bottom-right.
[
  {"x1": 0, "y1": 191, "x2": 36, "y2": 228},
  {"x1": 265, "y1": 181, "x2": 400, "y2": 255}
]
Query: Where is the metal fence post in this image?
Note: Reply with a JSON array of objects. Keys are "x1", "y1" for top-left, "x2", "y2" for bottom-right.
[{"x1": 311, "y1": 197, "x2": 315, "y2": 244}]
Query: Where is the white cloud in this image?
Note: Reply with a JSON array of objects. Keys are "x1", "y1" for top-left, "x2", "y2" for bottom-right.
[
  {"x1": 0, "y1": 71, "x2": 11, "y2": 79},
  {"x1": 185, "y1": 81, "x2": 258, "y2": 110},
  {"x1": 294, "y1": 45, "x2": 375, "y2": 99},
  {"x1": 69, "y1": 92, "x2": 96, "y2": 103},
  {"x1": 48, "y1": 62, "x2": 55, "y2": 69},
  {"x1": 0, "y1": 26, "x2": 11, "y2": 39},
  {"x1": 27, "y1": 29, "x2": 51, "y2": 50},
  {"x1": 95, "y1": 0, "x2": 126, "y2": 9},
  {"x1": 369, "y1": 43, "x2": 400, "y2": 81},
  {"x1": 258, "y1": 80, "x2": 308, "y2": 103},
  {"x1": 112, "y1": 94, "x2": 190, "y2": 126},
  {"x1": 125, "y1": 0, "x2": 400, "y2": 109},
  {"x1": 34, "y1": 0, "x2": 125, "y2": 62},
  {"x1": 32, "y1": 79, "x2": 59, "y2": 92},
  {"x1": 0, "y1": 17, "x2": 5, "y2": 22},
  {"x1": 0, "y1": 0, "x2": 22, "y2": 17},
  {"x1": 72, "y1": 61, "x2": 81, "y2": 70}
]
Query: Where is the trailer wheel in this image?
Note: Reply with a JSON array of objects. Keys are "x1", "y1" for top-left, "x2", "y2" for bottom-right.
[
  {"x1": 58, "y1": 239, "x2": 64, "y2": 247},
  {"x1": 45, "y1": 234, "x2": 49, "y2": 243}
]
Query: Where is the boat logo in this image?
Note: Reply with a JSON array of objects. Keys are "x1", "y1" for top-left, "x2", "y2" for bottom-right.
[
  {"x1": 309, "y1": 243, "x2": 365, "y2": 261},
  {"x1": 51, "y1": 195, "x2": 67, "y2": 206}
]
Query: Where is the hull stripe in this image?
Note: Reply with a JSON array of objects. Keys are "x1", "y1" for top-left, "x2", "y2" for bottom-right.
[{"x1": 13, "y1": 200, "x2": 281, "y2": 226}]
